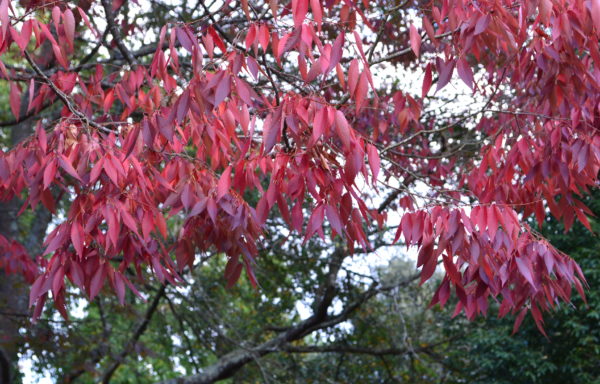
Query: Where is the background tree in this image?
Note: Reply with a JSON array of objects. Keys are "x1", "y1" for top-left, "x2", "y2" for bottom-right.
[{"x1": 0, "y1": 0, "x2": 599, "y2": 382}]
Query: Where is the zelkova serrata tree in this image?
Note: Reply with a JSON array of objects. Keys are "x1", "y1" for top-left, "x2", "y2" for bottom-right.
[{"x1": 0, "y1": 0, "x2": 598, "y2": 364}]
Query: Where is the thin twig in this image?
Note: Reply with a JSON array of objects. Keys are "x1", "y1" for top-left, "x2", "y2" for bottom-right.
[{"x1": 23, "y1": 51, "x2": 116, "y2": 134}]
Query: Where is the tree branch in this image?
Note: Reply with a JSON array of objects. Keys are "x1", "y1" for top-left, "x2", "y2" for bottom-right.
[
  {"x1": 23, "y1": 51, "x2": 116, "y2": 134},
  {"x1": 98, "y1": 284, "x2": 166, "y2": 384},
  {"x1": 281, "y1": 344, "x2": 411, "y2": 356},
  {"x1": 155, "y1": 270, "x2": 421, "y2": 384},
  {"x1": 100, "y1": 0, "x2": 139, "y2": 66}
]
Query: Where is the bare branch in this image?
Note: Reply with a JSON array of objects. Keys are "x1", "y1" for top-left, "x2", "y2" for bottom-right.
[
  {"x1": 98, "y1": 284, "x2": 166, "y2": 384},
  {"x1": 100, "y1": 0, "x2": 139, "y2": 66}
]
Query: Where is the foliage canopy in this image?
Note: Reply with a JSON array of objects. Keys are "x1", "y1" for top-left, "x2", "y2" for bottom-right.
[{"x1": 0, "y1": 0, "x2": 599, "y2": 381}]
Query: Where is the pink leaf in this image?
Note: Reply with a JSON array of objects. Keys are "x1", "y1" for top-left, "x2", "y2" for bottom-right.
[
  {"x1": 63, "y1": 9, "x2": 75, "y2": 48},
  {"x1": 305, "y1": 204, "x2": 325, "y2": 241},
  {"x1": 310, "y1": 0, "x2": 322, "y2": 30},
  {"x1": 366, "y1": 143, "x2": 380, "y2": 183},
  {"x1": 263, "y1": 109, "x2": 282, "y2": 153},
  {"x1": 422, "y1": 62, "x2": 432, "y2": 98},
  {"x1": 325, "y1": 204, "x2": 344, "y2": 235},
  {"x1": 457, "y1": 58, "x2": 474, "y2": 89},
  {"x1": 217, "y1": 166, "x2": 232, "y2": 200},
  {"x1": 593, "y1": 0, "x2": 600, "y2": 32},
  {"x1": 292, "y1": 0, "x2": 309, "y2": 26},
  {"x1": 78, "y1": 7, "x2": 99, "y2": 38},
  {"x1": 89, "y1": 265, "x2": 105, "y2": 300},
  {"x1": 9, "y1": 82, "x2": 21, "y2": 120},
  {"x1": 354, "y1": 72, "x2": 369, "y2": 112},
  {"x1": 409, "y1": 24, "x2": 421, "y2": 57},
  {"x1": 58, "y1": 155, "x2": 82, "y2": 181},
  {"x1": 328, "y1": 31, "x2": 344, "y2": 72},
  {"x1": 70, "y1": 221, "x2": 84, "y2": 258},
  {"x1": 515, "y1": 257, "x2": 536, "y2": 288},
  {"x1": 436, "y1": 58, "x2": 455, "y2": 92},
  {"x1": 334, "y1": 110, "x2": 351, "y2": 150}
]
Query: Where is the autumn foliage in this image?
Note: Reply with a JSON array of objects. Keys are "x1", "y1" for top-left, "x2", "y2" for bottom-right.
[{"x1": 0, "y1": 0, "x2": 599, "y2": 334}]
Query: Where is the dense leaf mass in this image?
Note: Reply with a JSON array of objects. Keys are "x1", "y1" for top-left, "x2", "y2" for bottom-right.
[{"x1": 0, "y1": 0, "x2": 598, "y2": 332}]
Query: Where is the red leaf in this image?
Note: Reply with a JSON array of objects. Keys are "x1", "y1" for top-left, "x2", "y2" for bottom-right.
[
  {"x1": 9, "y1": 82, "x2": 21, "y2": 120},
  {"x1": 90, "y1": 158, "x2": 104, "y2": 184},
  {"x1": 9, "y1": 27, "x2": 24, "y2": 52},
  {"x1": 515, "y1": 257, "x2": 536, "y2": 288},
  {"x1": 103, "y1": 157, "x2": 119, "y2": 187},
  {"x1": 69, "y1": 262, "x2": 85, "y2": 291},
  {"x1": 512, "y1": 308, "x2": 528, "y2": 334},
  {"x1": 114, "y1": 271, "x2": 126, "y2": 305},
  {"x1": 310, "y1": 0, "x2": 322, "y2": 30},
  {"x1": 214, "y1": 74, "x2": 230, "y2": 106},
  {"x1": 474, "y1": 14, "x2": 490, "y2": 35},
  {"x1": 420, "y1": 251, "x2": 438, "y2": 284},
  {"x1": 325, "y1": 204, "x2": 344, "y2": 236},
  {"x1": 70, "y1": 221, "x2": 84, "y2": 258},
  {"x1": 225, "y1": 257, "x2": 243, "y2": 288},
  {"x1": 328, "y1": 31, "x2": 345, "y2": 72},
  {"x1": 121, "y1": 209, "x2": 140, "y2": 236},
  {"x1": 417, "y1": 240, "x2": 433, "y2": 268},
  {"x1": 305, "y1": 204, "x2": 325, "y2": 241},
  {"x1": 422, "y1": 62, "x2": 432, "y2": 98},
  {"x1": 311, "y1": 107, "x2": 326, "y2": 145},
  {"x1": 245, "y1": 24, "x2": 257, "y2": 51},
  {"x1": 58, "y1": 155, "x2": 82, "y2": 181},
  {"x1": 436, "y1": 58, "x2": 455, "y2": 92},
  {"x1": 457, "y1": 58, "x2": 474, "y2": 89},
  {"x1": 259, "y1": 24, "x2": 270, "y2": 51},
  {"x1": 0, "y1": 0, "x2": 8, "y2": 37},
  {"x1": 442, "y1": 254, "x2": 461, "y2": 284},
  {"x1": 291, "y1": 202, "x2": 303, "y2": 232},
  {"x1": 354, "y1": 72, "x2": 368, "y2": 112},
  {"x1": 263, "y1": 108, "x2": 282, "y2": 153},
  {"x1": 63, "y1": 9, "x2": 75, "y2": 48},
  {"x1": 176, "y1": 27, "x2": 194, "y2": 52},
  {"x1": 36, "y1": 122, "x2": 47, "y2": 153},
  {"x1": 207, "y1": 197, "x2": 218, "y2": 223},
  {"x1": 292, "y1": 0, "x2": 309, "y2": 26},
  {"x1": 217, "y1": 166, "x2": 232, "y2": 200},
  {"x1": 539, "y1": 0, "x2": 552, "y2": 24},
  {"x1": 348, "y1": 59, "x2": 359, "y2": 95},
  {"x1": 89, "y1": 264, "x2": 105, "y2": 300},
  {"x1": 176, "y1": 89, "x2": 190, "y2": 123},
  {"x1": 409, "y1": 24, "x2": 421, "y2": 57},
  {"x1": 43, "y1": 159, "x2": 57, "y2": 190},
  {"x1": 78, "y1": 7, "x2": 99, "y2": 38},
  {"x1": 29, "y1": 274, "x2": 47, "y2": 307},
  {"x1": 366, "y1": 143, "x2": 380, "y2": 183},
  {"x1": 155, "y1": 213, "x2": 167, "y2": 238},
  {"x1": 577, "y1": 143, "x2": 589, "y2": 173},
  {"x1": 593, "y1": 0, "x2": 600, "y2": 33},
  {"x1": 334, "y1": 110, "x2": 351, "y2": 150},
  {"x1": 530, "y1": 302, "x2": 548, "y2": 337},
  {"x1": 106, "y1": 207, "x2": 120, "y2": 248}
]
